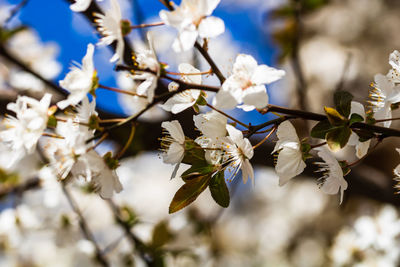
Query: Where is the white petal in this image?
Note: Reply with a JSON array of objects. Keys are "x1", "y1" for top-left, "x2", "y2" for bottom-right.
[
  {"x1": 164, "y1": 142, "x2": 185, "y2": 164},
  {"x1": 70, "y1": 0, "x2": 92, "y2": 12},
  {"x1": 350, "y1": 101, "x2": 366, "y2": 119},
  {"x1": 251, "y1": 65, "x2": 285, "y2": 85},
  {"x1": 226, "y1": 124, "x2": 243, "y2": 145},
  {"x1": 241, "y1": 159, "x2": 254, "y2": 185},
  {"x1": 172, "y1": 29, "x2": 198, "y2": 52},
  {"x1": 204, "y1": 0, "x2": 221, "y2": 15},
  {"x1": 355, "y1": 139, "x2": 371, "y2": 159},
  {"x1": 161, "y1": 120, "x2": 185, "y2": 144},
  {"x1": 233, "y1": 54, "x2": 258, "y2": 76},
  {"x1": 275, "y1": 148, "x2": 306, "y2": 186},
  {"x1": 179, "y1": 63, "x2": 202, "y2": 84},
  {"x1": 213, "y1": 89, "x2": 239, "y2": 110},
  {"x1": 241, "y1": 85, "x2": 269, "y2": 110},
  {"x1": 198, "y1": 17, "x2": 225, "y2": 38}
]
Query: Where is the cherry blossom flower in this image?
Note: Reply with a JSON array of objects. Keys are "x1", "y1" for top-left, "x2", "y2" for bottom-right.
[
  {"x1": 346, "y1": 101, "x2": 371, "y2": 158},
  {"x1": 0, "y1": 93, "x2": 51, "y2": 155},
  {"x1": 316, "y1": 147, "x2": 348, "y2": 204},
  {"x1": 194, "y1": 110, "x2": 227, "y2": 164},
  {"x1": 159, "y1": 0, "x2": 225, "y2": 52},
  {"x1": 214, "y1": 54, "x2": 285, "y2": 111},
  {"x1": 160, "y1": 120, "x2": 186, "y2": 178},
  {"x1": 221, "y1": 125, "x2": 254, "y2": 184},
  {"x1": 161, "y1": 63, "x2": 202, "y2": 114},
  {"x1": 94, "y1": 0, "x2": 124, "y2": 62},
  {"x1": 132, "y1": 33, "x2": 160, "y2": 103},
  {"x1": 58, "y1": 43, "x2": 96, "y2": 110},
  {"x1": 369, "y1": 74, "x2": 400, "y2": 127},
  {"x1": 272, "y1": 120, "x2": 306, "y2": 186}
]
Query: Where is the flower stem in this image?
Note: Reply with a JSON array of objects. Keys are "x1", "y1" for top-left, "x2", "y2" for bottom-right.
[
  {"x1": 98, "y1": 84, "x2": 146, "y2": 98},
  {"x1": 87, "y1": 132, "x2": 109, "y2": 152},
  {"x1": 42, "y1": 132, "x2": 65, "y2": 139},
  {"x1": 310, "y1": 142, "x2": 327, "y2": 149},
  {"x1": 130, "y1": 21, "x2": 164, "y2": 29},
  {"x1": 252, "y1": 126, "x2": 277, "y2": 150},
  {"x1": 206, "y1": 103, "x2": 249, "y2": 129},
  {"x1": 165, "y1": 69, "x2": 212, "y2": 76},
  {"x1": 115, "y1": 124, "x2": 135, "y2": 159}
]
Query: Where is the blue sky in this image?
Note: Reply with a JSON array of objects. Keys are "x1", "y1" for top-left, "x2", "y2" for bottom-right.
[{"x1": 5, "y1": 0, "x2": 279, "y2": 123}]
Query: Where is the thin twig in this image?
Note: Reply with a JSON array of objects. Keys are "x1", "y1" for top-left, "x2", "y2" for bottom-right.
[
  {"x1": 115, "y1": 124, "x2": 135, "y2": 159},
  {"x1": 62, "y1": 184, "x2": 110, "y2": 267}
]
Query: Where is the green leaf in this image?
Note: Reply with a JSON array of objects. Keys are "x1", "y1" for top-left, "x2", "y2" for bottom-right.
[
  {"x1": 151, "y1": 221, "x2": 172, "y2": 248},
  {"x1": 195, "y1": 95, "x2": 207, "y2": 106},
  {"x1": 209, "y1": 171, "x2": 230, "y2": 208},
  {"x1": 349, "y1": 113, "x2": 364, "y2": 125},
  {"x1": 169, "y1": 174, "x2": 212, "y2": 213},
  {"x1": 47, "y1": 115, "x2": 57, "y2": 128},
  {"x1": 181, "y1": 140, "x2": 206, "y2": 165},
  {"x1": 334, "y1": 91, "x2": 353, "y2": 117},
  {"x1": 310, "y1": 120, "x2": 333, "y2": 139},
  {"x1": 181, "y1": 163, "x2": 215, "y2": 182},
  {"x1": 324, "y1": 107, "x2": 347, "y2": 126},
  {"x1": 326, "y1": 126, "x2": 351, "y2": 151}
]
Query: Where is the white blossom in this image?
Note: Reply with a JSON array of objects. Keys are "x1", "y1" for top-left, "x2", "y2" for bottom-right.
[
  {"x1": 132, "y1": 33, "x2": 160, "y2": 103},
  {"x1": 315, "y1": 147, "x2": 348, "y2": 204},
  {"x1": 369, "y1": 74, "x2": 400, "y2": 127},
  {"x1": 159, "y1": 0, "x2": 225, "y2": 52},
  {"x1": 388, "y1": 50, "x2": 400, "y2": 84},
  {"x1": 346, "y1": 101, "x2": 371, "y2": 158},
  {"x1": 160, "y1": 120, "x2": 186, "y2": 178},
  {"x1": 222, "y1": 125, "x2": 254, "y2": 184},
  {"x1": 58, "y1": 43, "x2": 96, "y2": 110},
  {"x1": 194, "y1": 110, "x2": 227, "y2": 164},
  {"x1": 161, "y1": 63, "x2": 202, "y2": 114},
  {"x1": 0, "y1": 94, "x2": 51, "y2": 155},
  {"x1": 94, "y1": 0, "x2": 124, "y2": 62},
  {"x1": 272, "y1": 120, "x2": 306, "y2": 186},
  {"x1": 214, "y1": 54, "x2": 285, "y2": 111}
]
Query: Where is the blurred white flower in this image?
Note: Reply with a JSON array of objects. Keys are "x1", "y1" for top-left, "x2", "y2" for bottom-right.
[
  {"x1": 272, "y1": 120, "x2": 306, "y2": 186},
  {"x1": 160, "y1": 120, "x2": 185, "y2": 178},
  {"x1": 0, "y1": 94, "x2": 51, "y2": 155},
  {"x1": 214, "y1": 54, "x2": 285, "y2": 111},
  {"x1": 58, "y1": 43, "x2": 96, "y2": 110},
  {"x1": 94, "y1": 0, "x2": 124, "y2": 63},
  {"x1": 159, "y1": 0, "x2": 225, "y2": 52},
  {"x1": 161, "y1": 63, "x2": 202, "y2": 114},
  {"x1": 388, "y1": 50, "x2": 400, "y2": 84},
  {"x1": 315, "y1": 147, "x2": 348, "y2": 204}
]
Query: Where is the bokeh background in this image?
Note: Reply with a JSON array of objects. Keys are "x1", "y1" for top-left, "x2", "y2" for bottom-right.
[{"x1": 1, "y1": 0, "x2": 400, "y2": 266}]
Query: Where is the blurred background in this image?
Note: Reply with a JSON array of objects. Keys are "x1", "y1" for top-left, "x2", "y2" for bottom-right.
[{"x1": 1, "y1": 0, "x2": 400, "y2": 266}]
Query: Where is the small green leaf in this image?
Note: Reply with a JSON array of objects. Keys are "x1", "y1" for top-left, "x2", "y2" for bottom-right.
[
  {"x1": 182, "y1": 140, "x2": 207, "y2": 165},
  {"x1": 151, "y1": 221, "x2": 172, "y2": 248},
  {"x1": 103, "y1": 152, "x2": 119, "y2": 169},
  {"x1": 169, "y1": 174, "x2": 212, "y2": 213},
  {"x1": 349, "y1": 113, "x2": 364, "y2": 125},
  {"x1": 47, "y1": 115, "x2": 57, "y2": 128},
  {"x1": 311, "y1": 120, "x2": 333, "y2": 139},
  {"x1": 181, "y1": 163, "x2": 215, "y2": 182},
  {"x1": 209, "y1": 171, "x2": 230, "y2": 208},
  {"x1": 326, "y1": 126, "x2": 351, "y2": 151},
  {"x1": 334, "y1": 91, "x2": 353, "y2": 117},
  {"x1": 195, "y1": 95, "x2": 207, "y2": 106},
  {"x1": 324, "y1": 107, "x2": 347, "y2": 126}
]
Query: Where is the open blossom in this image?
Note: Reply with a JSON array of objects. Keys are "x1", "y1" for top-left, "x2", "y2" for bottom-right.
[
  {"x1": 316, "y1": 147, "x2": 348, "y2": 204},
  {"x1": 346, "y1": 101, "x2": 371, "y2": 158},
  {"x1": 369, "y1": 74, "x2": 400, "y2": 128},
  {"x1": 94, "y1": 0, "x2": 124, "y2": 63},
  {"x1": 159, "y1": 0, "x2": 225, "y2": 52},
  {"x1": 58, "y1": 43, "x2": 96, "y2": 110},
  {"x1": 0, "y1": 93, "x2": 51, "y2": 155},
  {"x1": 194, "y1": 110, "x2": 227, "y2": 164},
  {"x1": 272, "y1": 121, "x2": 306, "y2": 186},
  {"x1": 160, "y1": 120, "x2": 186, "y2": 178},
  {"x1": 161, "y1": 63, "x2": 202, "y2": 114},
  {"x1": 133, "y1": 33, "x2": 160, "y2": 103},
  {"x1": 222, "y1": 125, "x2": 254, "y2": 184},
  {"x1": 214, "y1": 54, "x2": 285, "y2": 111}
]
